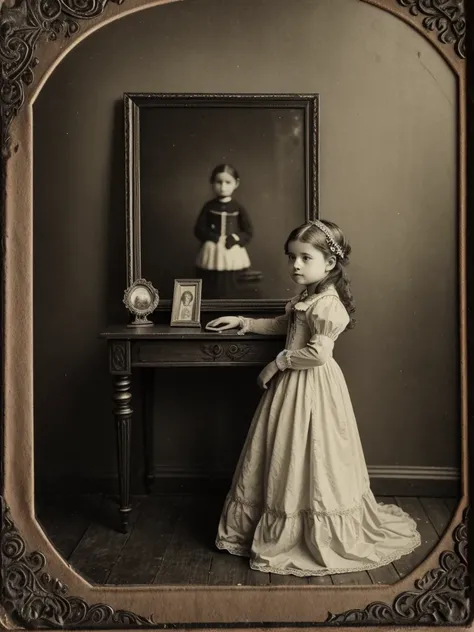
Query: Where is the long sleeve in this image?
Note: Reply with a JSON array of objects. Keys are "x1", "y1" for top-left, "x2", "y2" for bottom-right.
[
  {"x1": 226, "y1": 204, "x2": 253, "y2": 248},
  {"x1": 244, "y1": 313, "x2": 288, "y2": 335},
  {"x1": 276, "y1": 296, "x2": 349, "y2": 370},
  {"x1": 194, "y1": 204, "x2": 219, "y2": 243},
  {"x1": 235, "y1": 204, "x2": 253, "y2": 246},
  {"x1": 238, "y1": 300, "x2": 292, "y2": 336}
]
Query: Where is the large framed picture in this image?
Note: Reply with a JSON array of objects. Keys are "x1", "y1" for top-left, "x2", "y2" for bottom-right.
[{"x1": 124, "y1": 93, "x2": 319, "y2": 311}]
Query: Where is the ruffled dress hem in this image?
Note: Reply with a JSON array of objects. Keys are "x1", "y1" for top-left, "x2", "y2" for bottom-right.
[
  {"x1": 215, "y1": 493, "x2": 421, "y2": 577},
  {"x1": 215, "y1": 536, "x2": 421, "y2": 577}
]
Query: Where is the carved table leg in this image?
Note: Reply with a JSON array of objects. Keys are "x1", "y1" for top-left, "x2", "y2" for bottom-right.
[
  {"x1": 141, "y1": 369, "x2": 155, "y2": 493},
  {"x1": 112, "y1": 375, "x2": 133, "y2": 533}
]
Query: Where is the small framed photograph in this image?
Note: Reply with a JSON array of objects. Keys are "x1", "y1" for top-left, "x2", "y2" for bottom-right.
[
  {"x1": 170, "y1": 279, "x2": 202, "y2": 327},
  {"x1": 123, "y1": 278, "x2": 159, "y2": 327}
]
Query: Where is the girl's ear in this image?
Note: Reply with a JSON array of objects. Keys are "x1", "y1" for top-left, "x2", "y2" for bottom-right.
[
  {"x1": 326, "y1": 255, "x2": 337, "y2": 271},
  {"x1": 234, "y1": 179, "x2": 240, "y2": 189}
]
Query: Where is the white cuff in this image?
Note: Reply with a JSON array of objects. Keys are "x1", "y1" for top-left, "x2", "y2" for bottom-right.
[
  {"x1": 275, "y1": 350, "x2": 292, "y2": 370},
  {"x1": 237, "y1": 316, "x2": 250, "y2": 335},
  {"x1": 232, "y1": 233, "x2": 240, "y2": 242}
]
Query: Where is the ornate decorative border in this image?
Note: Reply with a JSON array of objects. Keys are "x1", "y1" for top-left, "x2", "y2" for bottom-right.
[
  {"x1": 0, "y1": 0, "x2": 469, "y2": 628},
  {"x1": 0, "y1": 0, "x2": 123, "y2": 159},
  {"x1": 0, "y1": 498, "x2": 469, "y2": 628},
  {"x1": 395, "y1": 0, "x2": 465, "y2": 58},
  {"x1": 325, "y1": 508, "x2": 470, "y2": 625},
  {"x1": 0, "y1": 499, "x2": 154, "y2": 629},
  {"x1": 0, "y1": 0, "x2": 465, "y2": 159}
]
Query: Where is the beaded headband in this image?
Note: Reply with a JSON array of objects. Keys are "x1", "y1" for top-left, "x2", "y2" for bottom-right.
[{"x1": 310, "y1": 220, "x2": 345, "y2": 259}]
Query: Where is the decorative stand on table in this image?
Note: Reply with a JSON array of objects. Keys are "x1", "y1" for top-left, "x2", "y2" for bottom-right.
[{"x1": 100, "y1": 324, "x2": 284, "y2": 533}]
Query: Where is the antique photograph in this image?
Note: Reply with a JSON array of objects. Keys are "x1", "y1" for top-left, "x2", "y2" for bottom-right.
[
  {"x1": 1, "y1": 0, "x2": 470, "y2": 629},
  {"x1": 123, "y1": 278, "x2": 160, "y2": 326},
  {"x1": 125, "y1": 92, "x2": 319, "y2": 303},
  {"x1": 170, "y1": 279, "x2": 202, "y2": 327},
  {"x1": 131, "y1": 287, "x2": 151, "y2": 310}
]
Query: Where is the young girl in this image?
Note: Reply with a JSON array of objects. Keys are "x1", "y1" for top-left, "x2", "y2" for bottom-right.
[
  {"x1": 194, "y1": 164, "x2": 253, "y2": 274},
  {"x1": 178, "y1": 290, "x2": 194, "y2": 321},
  {"x1": 206, "y1": 219, "x2": 421, "y2": 577}
]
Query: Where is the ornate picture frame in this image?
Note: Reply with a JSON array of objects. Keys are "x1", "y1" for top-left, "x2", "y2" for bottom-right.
[
  {"x1": 124, "y1": 92, "x2": 319, "y2": 313},
  {"x1": 123, "y1": 278, "x2": 159, "y2": 326},
  {"x1": 0, "y1": 0, "x2": 471, "y2": 630},
  {"x1": 170, "y1": 278, "x2": 202, "y2": 327}
]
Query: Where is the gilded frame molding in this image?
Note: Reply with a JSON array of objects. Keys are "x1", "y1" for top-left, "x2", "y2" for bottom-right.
[{"x1": 0, "y1": 0, "x2": 471, "y2": 629}]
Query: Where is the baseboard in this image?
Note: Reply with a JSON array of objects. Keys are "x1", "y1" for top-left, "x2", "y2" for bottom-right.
[
  {"x1": 367, "y1": 466, "x2": 460, "y2": 497},
  {"x1": 35, "y1": 465, "x2": 461, "y2": 497}
]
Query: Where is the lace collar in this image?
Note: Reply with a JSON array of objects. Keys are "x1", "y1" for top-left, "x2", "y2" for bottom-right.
[{"x1": 291, "y1": 286, "x2": 338, "y2": 312}]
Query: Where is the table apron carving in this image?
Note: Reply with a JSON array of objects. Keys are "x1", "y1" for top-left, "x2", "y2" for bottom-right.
[{"x1": 133, "y1": 339, "x2": 282, "y2": 366}]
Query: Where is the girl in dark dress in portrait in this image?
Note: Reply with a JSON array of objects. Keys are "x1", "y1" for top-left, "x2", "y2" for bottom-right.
[{"x1": 194, "y1": 164, "x2": 257, "y2": 298}]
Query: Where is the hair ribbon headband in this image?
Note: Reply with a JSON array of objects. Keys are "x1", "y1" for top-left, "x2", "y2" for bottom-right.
[{"x1": 311, "y1": 220, "x2": 345, "y2": 259}]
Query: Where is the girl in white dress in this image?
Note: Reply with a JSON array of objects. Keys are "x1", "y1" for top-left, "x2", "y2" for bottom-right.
[{"x1": 206, "y1": 219, "x2": 421, "y2": 577}]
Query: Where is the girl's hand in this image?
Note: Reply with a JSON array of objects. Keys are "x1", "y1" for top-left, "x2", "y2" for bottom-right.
[
  {"x1": 225, "y1": 235, "x2": 239, "y2": 249},
  {"x1": 257, "y1": 361, "x2": 279, "y2": 390},
  {"x1": 205, "y1": 316, "x2": 241, "y2": 331}
]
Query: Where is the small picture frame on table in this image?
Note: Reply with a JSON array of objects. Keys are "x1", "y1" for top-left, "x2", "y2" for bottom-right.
[
  {"x1": 170, "y1": 279, "x2": 202, "y2": 327},
  {"x1": 123, "y1": 278, "x2": 159, "y2": 327}
]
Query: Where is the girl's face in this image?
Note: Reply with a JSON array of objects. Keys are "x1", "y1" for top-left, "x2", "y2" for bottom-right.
[
  {"x1": 212, "y1": 172, "x2": 239, "y2": 199},
  {"x1": 287, "y1": 239, "x2": 336, "y2": 289}
]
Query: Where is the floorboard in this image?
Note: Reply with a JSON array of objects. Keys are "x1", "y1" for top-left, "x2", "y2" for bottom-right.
[
  {"x1": 308, "y1": 574, "x2": 333, "y2": 585},
  {"x1": 246, "y1": 568, "x2": 270, "y2": 586},
  {"x1": 367, "y1": 496, "x2": 401, "y2": 584},
  {"x1": 420, "y1": 497, "x2": 453, "y2": 538},
  {"x1": 391, "y1": 496, "x2": 439, "y2": 579},
  {"x1": 208, "y1": 551, "x2": 249, "y2": 586},
  {"x1": 107, "y1": 495, "x2": 183, "y2": 584},
  {"x1": 331, "y1": 571, "x2": 372, "y2": 586},
  {"x1": 35, "y1": 494, "x2": 101, "y2": 560},
  {"x1": 35, "y1": 493, "x2": 452, "y2": 587},
  {"x1": 270, "y1": 573, "x2": 309, "y2": 585},
  {"x1": 443, "y1": 497, "x2": 459, "y2": 515},
  {"x1": 68, "y1": 496, "x2": 143, "y2": 584},
  {"x1": 153, "y1": 496, "x2": 214, "y2": 585}
]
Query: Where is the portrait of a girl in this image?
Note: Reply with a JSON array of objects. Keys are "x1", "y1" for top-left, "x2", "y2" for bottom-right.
[{"x1": 194, "y1": 164, "x2": 253, "y2": 275}]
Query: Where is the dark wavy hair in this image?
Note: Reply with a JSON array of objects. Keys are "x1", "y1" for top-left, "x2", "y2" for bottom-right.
[{"x1": 284, "y1": 219, "x2": 356, "y2": 329}]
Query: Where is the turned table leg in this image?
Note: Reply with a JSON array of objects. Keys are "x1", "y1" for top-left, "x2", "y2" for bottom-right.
[
  {"x1": 112, "y1": 374, "x2": 133, "y2": 533},
  {"x1": 141, "y1": 369, "x2": 155, "y2": 493}
]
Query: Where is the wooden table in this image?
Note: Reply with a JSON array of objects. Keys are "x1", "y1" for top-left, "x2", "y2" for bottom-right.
[{"x1": 101, "y1": 325, "x2": 284, "y2": 532}]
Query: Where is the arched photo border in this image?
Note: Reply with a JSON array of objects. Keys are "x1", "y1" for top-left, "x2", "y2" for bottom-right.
[{"x1": 0, "y1": 0, "x2": 471, "y2": 628}]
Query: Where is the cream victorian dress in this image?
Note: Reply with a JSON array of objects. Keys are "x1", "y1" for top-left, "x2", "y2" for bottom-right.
[{"x1": 216, "y1": 287, "x2": 421, "y2": 576}]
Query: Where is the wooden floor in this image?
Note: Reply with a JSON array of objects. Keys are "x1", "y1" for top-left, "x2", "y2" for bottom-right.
[{"x1": 35, "y1": 493, "x2": 458, "y2": 586}]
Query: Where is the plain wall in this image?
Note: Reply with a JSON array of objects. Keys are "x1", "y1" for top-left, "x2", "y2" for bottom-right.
[{"x1": 33, "y1": 0, "x2": 460, "y2": 487}]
